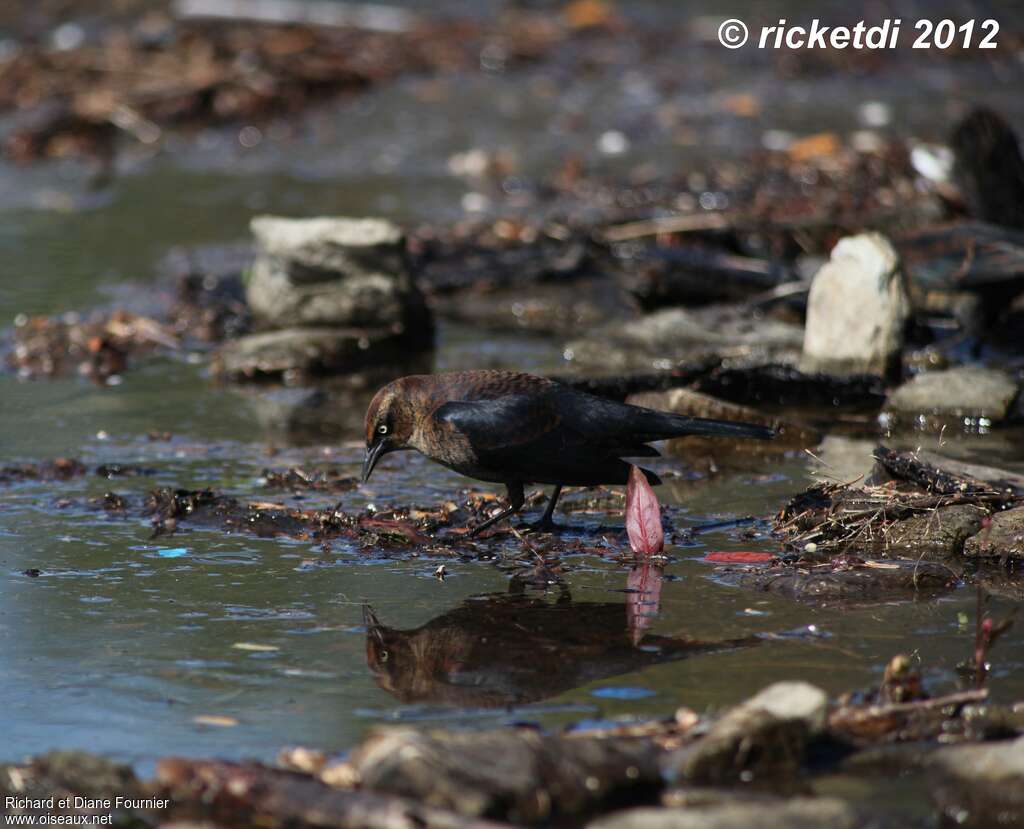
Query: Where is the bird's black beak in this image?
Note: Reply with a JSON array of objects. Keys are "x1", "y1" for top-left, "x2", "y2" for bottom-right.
[
  {"x1": 362, "y1": 439, "x2": 388, "y2": 483},
  {"x1": 363, "y1": 604, "x2": 385, "y2": 644}
]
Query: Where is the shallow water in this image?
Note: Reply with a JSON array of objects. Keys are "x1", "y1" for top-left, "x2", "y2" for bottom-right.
[{"x1": 1, "y1": 0, "x2": 1023, "y2": 778}]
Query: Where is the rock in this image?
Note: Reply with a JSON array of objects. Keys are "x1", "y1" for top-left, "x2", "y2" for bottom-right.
[
  {"x1": 880, "y1": 505, "x2": 988, "y2": 560},
  {"x1": 588, "y1": 798, "x2": 907, "y2": 829},
  {"x1": 154, "y1": 756, "x2": 507, "y2": 829},
  {"x1": 245, "y1": 215, "x2": 432, "y2": 341},
  {"x1": 250, "y1": 215, "x2": 405, "y2": 281},
  {"x1": 348, "y1": 727, "x2": 662, "y2": 824},
  {"x1": 663, "y1": 681, "x2": 827, "y2": 786},
  {"x1": 964, "y1": 506, "x2": 1024, "y2": 559},
  {"x1": 741, "y1": 681, "x2": 829, "y2": 734},
  {"x1": 800, "y1": 233, "x2": 909, "y2": 377},
  {"x1": 566, "y1": 306, "x2": 803, "y2": 372},
  {"x1": 884, "y1": 367, "x2": 1021, "y2": 425},
  {"x1": 247, "y1": 258, "x2": 412, "y2": 329},
  {"x1": 214, "y1": 327, "x2": 415, "y2": 382},
  {"x1": 927, "y1": 735, "x2": 1024, "y2": 827}
]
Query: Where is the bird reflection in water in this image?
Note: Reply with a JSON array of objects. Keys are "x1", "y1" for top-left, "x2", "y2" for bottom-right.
[{"x1": 364, "y1": 563, "x2": 760, "y2": 707}]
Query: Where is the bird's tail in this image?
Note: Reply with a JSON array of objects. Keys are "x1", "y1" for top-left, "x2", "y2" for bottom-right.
[
  {"x1": 621, "y1": 406, "x2": 775, "y2": 441},
  {"x1": 668, "y1": 415, "x2": 775, "y2": 441}
]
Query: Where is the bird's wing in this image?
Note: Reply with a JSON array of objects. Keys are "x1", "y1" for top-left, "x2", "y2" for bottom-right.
[
  {"x1": 433, "y1": 394, "x2": 657, "y2": 485},
  {"x1": 433, "y1": 394, "x2": 564, "y2": 453}
]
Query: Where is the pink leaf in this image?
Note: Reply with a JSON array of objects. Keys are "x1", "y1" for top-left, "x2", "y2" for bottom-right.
[
  {"x1": 626, "y1": 561, "x2": 664, "y2": 646},
  {"x1": 704, "y1": 551, "x2": 775, "y2": 564},
  {"x1": 625, "y1": 465, "x2": 663, "y2": 555}
]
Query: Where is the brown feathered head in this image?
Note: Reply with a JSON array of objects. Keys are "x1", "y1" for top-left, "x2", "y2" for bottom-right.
[{"x1": 362, "y1": 379, "x2": 416, "y2": 482}]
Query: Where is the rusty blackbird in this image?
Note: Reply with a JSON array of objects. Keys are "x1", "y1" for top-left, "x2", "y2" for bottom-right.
[{"x1": 362, "y1": 370, "x2": 773, "y2": 534}]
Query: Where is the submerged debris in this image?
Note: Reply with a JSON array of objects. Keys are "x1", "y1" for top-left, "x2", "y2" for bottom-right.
[
  {"x1": 715, "y1": 557, "x2": 958, "y2": 604},
  {"x1": 261, "y1": 467, "x2": 358, "y2": 494},
  {"x1": 0, "y1": 459, "x2": 153, "y2": 484},
  {"x1": 0, "y1": 457, "x2": 86, "y2": 482},
  {"x1": 7, "y1": 311, "x2": 178, "y2": 381}
]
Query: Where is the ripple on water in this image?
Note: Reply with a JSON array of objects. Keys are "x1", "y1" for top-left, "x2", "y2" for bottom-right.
[{"x1": 215, "y1": 605, "x2": 316, "y2": 622}]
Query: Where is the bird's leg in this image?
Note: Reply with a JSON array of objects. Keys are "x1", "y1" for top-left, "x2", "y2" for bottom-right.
[
  {"x1": 468, "y1": 482, "x2": 525, "y2": 537},
  {"x1": 525, "y1": 484, "x2": 563, "y2": 533}
]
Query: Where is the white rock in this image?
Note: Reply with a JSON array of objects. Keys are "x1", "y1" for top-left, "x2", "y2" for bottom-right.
[
  {"x1": 251, "y1": 215, "x2": 403, "y2": 255},
  {"x1": 800, "y1": 233, "x2": 909, "y2": 376}
]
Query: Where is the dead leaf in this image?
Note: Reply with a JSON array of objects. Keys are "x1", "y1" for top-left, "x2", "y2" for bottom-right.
[{"x1": 625, "y1": 465, "x2": 664, "y2": 555}]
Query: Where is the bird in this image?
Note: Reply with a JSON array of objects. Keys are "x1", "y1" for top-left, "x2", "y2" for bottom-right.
[{"x1": 361, "y1": 369, "x2": 774, "y2": 535}]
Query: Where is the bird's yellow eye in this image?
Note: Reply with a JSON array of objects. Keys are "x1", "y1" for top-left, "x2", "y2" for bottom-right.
[{"x1": 377, "y1": 424, "x2": 389, "y2": 435}]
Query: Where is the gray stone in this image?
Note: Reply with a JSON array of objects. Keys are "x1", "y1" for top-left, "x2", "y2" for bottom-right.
[
  {"x1": 800, "y1": 233, "x2": 909, "y2": 376},
  {"x1": 245, "y1": 215, "x2": 432, "y2": 338},
  {"x1": 742, "y1": 681, "x2": 829, "y2": 733},
  {"x1": 964, "y1": 506, "x2": 1024, "y2": 558},
  {"x1": 214, "y1": 327, "x2": 412, "y2": 381},
  {"x1": 250, "y1": 215, "x2": 405, "y2": 282},
  {"x1": 927, "y1": 736, "x2": 1024, "y2": 828},
  {"x1": 247, "y1": 258, "x2": 410, "y2": 329},
  {"x1": 885, "y1": 367, "x2": 1021, "y2": 423},
  {"x1": 348, "y1": 726, "x2": 661, "y2": 824},
  {"x1": 588, "y1": 798, "x2": 907, "y2": 829},
  {"x1": 663, "y1": 682, "x2": 826, "y2": 785},
  {"x1": 881, "y1": 504, "x2": 989, "y2": 560}
]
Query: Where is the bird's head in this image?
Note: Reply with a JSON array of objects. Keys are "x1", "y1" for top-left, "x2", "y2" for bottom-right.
[{"x1": 362, "y1": 381, "x2": 415, "y2": 483}]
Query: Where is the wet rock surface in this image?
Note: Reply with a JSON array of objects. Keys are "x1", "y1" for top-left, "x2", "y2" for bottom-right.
[
  {"x1": 664, "y1": 681, "x2": 826, "y2": 786},
  {"x1": 349, "y1": 727, "x2": 661, "y2": 824},
  {"x1": 214, "y1": 326, "x2": 417, "y2": 382},
  {"x1": 884, "y1": 366, "x2": 1022, "y2": 426},
  {"x1": 926, "y1": 736, "x2": 1024, "y2": 828},
  {"x1": 963, "y1": 506, "x2": 1024, "y2": 559},
  {"x1": 588, "y1": 798, "x2": 907, "y2": 829}
]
